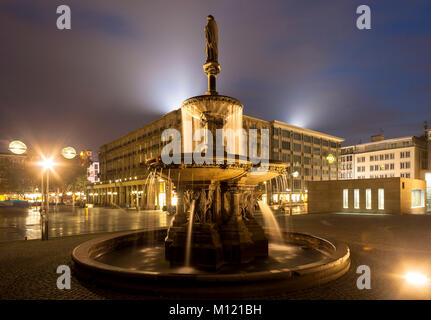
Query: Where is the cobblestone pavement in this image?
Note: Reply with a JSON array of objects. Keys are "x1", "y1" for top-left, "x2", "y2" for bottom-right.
[{"x1": 1, "y1": 211, "x2": 431, "y2": 299}]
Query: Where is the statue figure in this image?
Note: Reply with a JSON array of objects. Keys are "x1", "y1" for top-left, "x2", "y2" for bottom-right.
[{"x1": 205, "y1": 15, "x2": 218, "y2": 63}]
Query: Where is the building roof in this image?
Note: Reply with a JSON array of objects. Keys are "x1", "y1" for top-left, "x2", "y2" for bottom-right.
[
  {"x1": 271, "y1": 120, "x2": 344, "y2": 142},
  {"x1": 341, "y1": 136, "x2": 417, "y2": 149}
]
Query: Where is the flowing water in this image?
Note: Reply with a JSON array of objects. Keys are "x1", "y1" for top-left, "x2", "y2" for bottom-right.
[
  {"x1": 184, "y1": 199, "x2": 195, "y2": 267},
  {"x1": 257, "y1": 200, "x2": 284, "y2": 244}
]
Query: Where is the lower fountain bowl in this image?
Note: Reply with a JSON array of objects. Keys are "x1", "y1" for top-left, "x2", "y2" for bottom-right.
[{"x1": 72, "y1": 228, "x2": 350, "y2": 299}]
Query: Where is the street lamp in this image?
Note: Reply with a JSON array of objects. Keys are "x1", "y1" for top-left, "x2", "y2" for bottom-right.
[
  {"x1": 289, "y1": 163, "x2": 300, "y2": 215},
  {"x1": 8, "y1": 140, "x2": 27, "y2": 154},
  {"x1": 9, "y1": 139, "x2": 78, "y2": 241},
  {"x1": 37, "y1": 158, "x2": 57, "y2": 240}
]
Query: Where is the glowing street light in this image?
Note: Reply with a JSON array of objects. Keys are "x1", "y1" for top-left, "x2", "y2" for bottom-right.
[
  {"x1": 403, "y1": 272, "x2": 429, "y2": 286},
  {"x1": 61, "y1": 147, "x2": 77, "y2": 159},
  {"x1": 8, "y1": 140, "x2": 27, "y2": 154},
  {"x1": 38, "y1": 158, "x2": 56, "y2": 170},
  {"x1": 326, "y1": 154, "x2": 335, "y2": 165},
  {"x1": 37, "y1": 157, "x2": 56, "y2": 240},
  {"x1": 292, "y1": 171, "x2": 299, "y2": 178}
]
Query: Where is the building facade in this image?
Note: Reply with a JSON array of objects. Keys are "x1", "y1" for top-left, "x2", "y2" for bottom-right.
[
  {"x1": 339, "y1": 135, "x2": 429, "y2": 180},
  {"x1": 87, "y1": 162, "x2": 100, "y2": 183},
  {"x1": 308, "y1": 178, "x2": 427, "y2": 215},
  {"x1": 88, "y1": 110, "x2": 343, "y2": 209}
]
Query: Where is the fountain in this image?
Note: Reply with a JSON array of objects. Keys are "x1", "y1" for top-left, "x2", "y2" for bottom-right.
[{"x1": 72, "y1": 15, "x2": 350, "y2": 298}]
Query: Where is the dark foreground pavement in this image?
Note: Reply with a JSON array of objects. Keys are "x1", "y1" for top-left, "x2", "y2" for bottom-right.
[{"x1": 1, "y1": 212, "x2": 431, "y2": 299}]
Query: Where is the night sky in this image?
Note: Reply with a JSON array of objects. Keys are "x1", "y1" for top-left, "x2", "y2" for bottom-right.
[{"x1": 1, "y1": 0, "x2": 431, "y2": 156}]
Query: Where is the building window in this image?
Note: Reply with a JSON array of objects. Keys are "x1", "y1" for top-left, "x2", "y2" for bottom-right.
[
  {"x1": 378, "y1": 189, "x2": 384, "y2": 210},
  {"x1": 354, "y1": 189, "x2": 360, "y2": 209},
  {"x1": 293, "y1": 155, "x2": 302, "y2": 163},
  {"x1": 293, "y1": 143, "x2": 302, "y2": 152},
  {"x1": 343, "y1": 189, "x2": 349, "y2": 208},
  {"x1": 282, "y1": 141, "x2": 290, "y2": 150},
  {"x1": 406, "y1": 151, "x2": 410, "y2": 158},
  {"x1": 293, "y1": 132, "x2": 301, "y2": 140},
  {"x1": 366, "y1": 189, "x2": 372, "y2": 209},
  {"x1": 282, "y1": 153, "x2": 290, "y2": 162},
  {"x1": 411, "y1": 190, "x2": 425, "y2": 208}
]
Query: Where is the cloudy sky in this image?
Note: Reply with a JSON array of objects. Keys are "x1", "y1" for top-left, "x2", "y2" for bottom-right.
[{"x1": 1, "y1": 0, "x2": 430, "y2": 154}]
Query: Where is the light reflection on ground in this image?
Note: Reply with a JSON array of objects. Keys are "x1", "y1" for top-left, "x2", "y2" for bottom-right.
[
  {"x1": 96, "y1": 242, "x2": 327, "y2": 274},
  {"x1": 0, "y1": 206, "x2": 172, "y2": 241}
]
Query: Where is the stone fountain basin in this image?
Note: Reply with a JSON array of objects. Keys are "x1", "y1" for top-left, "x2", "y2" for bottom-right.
[
  {"x1": 72, "y1": 228, "x2": 350, "y2": 298},
  {"x1": 152, "y1": 157, "x2": 287, "y2": 185}
]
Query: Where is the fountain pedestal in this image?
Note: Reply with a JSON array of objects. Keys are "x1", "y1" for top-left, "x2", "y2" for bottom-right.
[{"x1": 165, "y1": 182, "x2": 269, "y2": 270}]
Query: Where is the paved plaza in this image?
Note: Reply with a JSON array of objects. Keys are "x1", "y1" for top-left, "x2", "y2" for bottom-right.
[
  {"x1": 0, "y1": 206, "x2": 171, "y2": 241},
  {"x1": 0, "y1": 208, "x2": 430, "y2": 299}
]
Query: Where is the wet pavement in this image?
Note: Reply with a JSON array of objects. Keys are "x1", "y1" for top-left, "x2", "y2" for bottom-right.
[
  {"x1": 1, "y1": 210, "x2": 431, "y2": 299},
  {"x1": 0, "y1": 206, "x2": 172, "y2": 241}
]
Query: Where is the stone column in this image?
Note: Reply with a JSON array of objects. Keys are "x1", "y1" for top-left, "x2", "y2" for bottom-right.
[
  {"x1": 166, "y1": 181, "x2": 172, "y2": 211},
  {"x1": 219, "y1": 183, "x2": 254, "y2": 264}
]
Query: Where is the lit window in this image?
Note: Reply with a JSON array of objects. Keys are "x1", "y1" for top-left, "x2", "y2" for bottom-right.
[
  {"x1": 343, "y1": 189, "x2": 349, "y2": 208},
  {"x1": 378, "y1": 189, "x2": 384, "y2": 210},
  {"x1": 411, "y1": 190, "x2": 424, "y2": 208},
  {"x1": 354, "y1": 189, "x2": 360, "y2": 209},
  {"x1": 366, "y1": 189, "x2": 372, "y2": 209}
]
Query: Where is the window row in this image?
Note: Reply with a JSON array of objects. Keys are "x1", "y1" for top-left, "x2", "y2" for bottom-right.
[{"x1": 343, "y1": 188, "x2": 384, "y2": 210}]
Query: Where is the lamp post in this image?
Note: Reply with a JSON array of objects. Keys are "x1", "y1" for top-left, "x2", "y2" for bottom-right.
[
  {"x1": 291, "y1": 169, "x2": 299, "y2": 215},
  {"x1": 38, "y1": 158, "x2": 55, "y2": 240}
]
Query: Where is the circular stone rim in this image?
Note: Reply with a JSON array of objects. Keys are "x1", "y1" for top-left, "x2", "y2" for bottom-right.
[
  {"x1": 71, "y1": 228, "x2": 350, "y2": 297},
  {"x1": 181, "y1": 95, "x2": 243, "y2": 109}
]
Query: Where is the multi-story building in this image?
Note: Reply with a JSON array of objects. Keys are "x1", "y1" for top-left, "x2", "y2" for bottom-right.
[
  {"x1": 89, "y1": 109, "x2": 343, "y2": 209},
  {"x1": 87, "y1": 162, "x2": 100, "y2": 183},
  {"x1": 339, "y1": 134, "x2": 429, "y2": 181}
]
